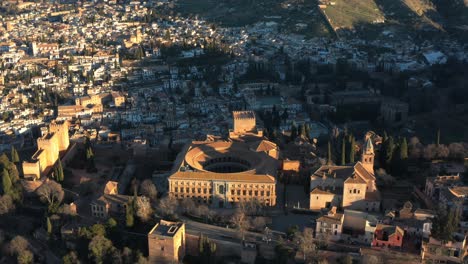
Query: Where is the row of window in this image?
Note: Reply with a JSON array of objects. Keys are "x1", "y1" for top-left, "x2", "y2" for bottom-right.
[
  {"x1": 171, "y1": 181, "x2": 273, "y2": 191},
  {"x1": 92, "y1": 212, "x2": 106, "y2": 218},
  {"x1": 349, "y1": 189, "x2": 362, "y2": 194},
  {"x1": 230, "y1": 189, "x2": 271, "y2": 196},
  {"x1": 319, "y1": 228, "x2": 338, "y2": 236},
  {"x1": 173, "y1": 187, "x2": 272, "y2": 197},
  {"x1": 92, "y1": 205, "x2": 105, "y2": 212},
  {"x1": 174, "y1": 187, "x2": 212, "y2": 194},
  {"x1": 320, "y1": 223, "x2": 339, "y2": 229},
  {"x1": 172, "y1": 181, "x2": 212, "y2": 187}
]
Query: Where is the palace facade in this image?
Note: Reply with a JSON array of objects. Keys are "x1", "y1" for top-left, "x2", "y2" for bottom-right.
[{"x1": 168, "y1": 111, "x2": 278, "y2": 208}]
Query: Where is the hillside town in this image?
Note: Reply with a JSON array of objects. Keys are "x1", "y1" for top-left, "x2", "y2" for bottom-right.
[{"x1": 0, "y1": 0, "x2": 468, "y2": 263}]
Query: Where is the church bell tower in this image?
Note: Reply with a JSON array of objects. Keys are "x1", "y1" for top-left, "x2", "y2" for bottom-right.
[{"x1": 361, "y1": 138, "x2": 375, "y2": 175}]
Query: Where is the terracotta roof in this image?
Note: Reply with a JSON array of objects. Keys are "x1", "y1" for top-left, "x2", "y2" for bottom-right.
[
  {"x1": 344, "y1": 175, "x2": 367, "y2": 184},
  {"x1": 354, "y1": 162, "x2": 376, "y2": 181},
  {"x1": 311, "y1": 187, "x2": 335, "y2": 195},
  {"x1": 375, "y1": 224, "x2": 404, "y2": 237},
  {"x1": 317, "y1": 213, "x2": 344, "y2": 225},
  {"x1": 449, "y1": 186, "x2": 468, "y2": 197},
  {"x1": 251, "y1": 140, "x2": 277, "y2": 152},
  {"x1": 311, "y1": 165, "x2": 355, "y2": 180},
  {"x1": 92, "y1": 194, "x2": 132, "y2": 206}
]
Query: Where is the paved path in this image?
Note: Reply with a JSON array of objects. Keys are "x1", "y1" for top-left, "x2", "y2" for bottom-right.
[{"x1": 181, "y1": 216, "x2": 264, "y2": 243}]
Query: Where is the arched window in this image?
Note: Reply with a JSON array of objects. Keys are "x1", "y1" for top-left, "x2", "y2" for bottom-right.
[{"x1": 218, "y1": 185, "x2": 225, "y2": 194}]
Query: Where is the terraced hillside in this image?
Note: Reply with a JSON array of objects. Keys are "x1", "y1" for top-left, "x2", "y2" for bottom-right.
[
  {"x1": 321, "y1": 0, "x2": 444, "y2": 31},
  {"x1": 173, "y1": 0, "x2": 468, "y2": 38},
  {"x1": 174, "y1": 0, "x2": 332, "y2": 37},
  {"x1": 321, "y1": 0, "x2": 384, "y2": 30}
]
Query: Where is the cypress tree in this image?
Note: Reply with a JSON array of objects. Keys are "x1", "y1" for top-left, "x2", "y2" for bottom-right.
[
  {"x1": 341, "y1": 137, "x2": 346, "y2": 165},
  {"x1": 57, "y1": 160, "x2": 64, "y2": 182},
  {"x1": 299, "y1": 124, "x2": 307, "y2": 138},
  {"x1": 47, "y1": 217, "x2": 52, "y2": 235},
  {"x1": 327, "y1": 141, "x2": 332, "y2": 165},
  {"x1": 304, "y1": 124, "x2": 311, "y2": 140},
  {"x1": 10, "y1": 146, "x2": 19, "y2": 163},
  {"x1": 385, "y1": 137, "x2": 395, "y2": 168},
  {"x1": 349, "y1": 136, "x2": 355, "y2": 163},
  {"x1": 1, "y1": 169, "x2": 12, "y2": 195},
  {"x1": 126, "y1": 201, "x2": 134, "y2": 228},
  {"x1": 436, "y1": 129, "x2": 440, "y2": 146},
  {"x1": 290, "y1": 123, "x2": 298, "y2": 141},
  {"x1": 400, "y1": 138, "x2": 408, "y2": 160}
]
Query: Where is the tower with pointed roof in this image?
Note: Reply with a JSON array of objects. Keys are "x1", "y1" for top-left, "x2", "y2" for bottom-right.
[{"x1": 361, "y1": 138, "x2": 375, "y2": 175}]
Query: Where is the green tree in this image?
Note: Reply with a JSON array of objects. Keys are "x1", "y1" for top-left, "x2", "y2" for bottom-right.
[
  {"x1": 400, "y1": 137, "x2": 408, "y2": 160},
  {"x1": 384, "y1": 137, "x2": 395, "y2": 168},
  {"x1": 349, "y1": 136, "x2": 355, "y2": 163},
  {"x1": 199, "y1": 234, "x2": 217, "y2": 264},
  {"x1": 341, "y1": 137, "x2": 346, "y2": 165},
  {"x1": 436, "y1": 128, "x2": 441, "y2": 146},
  {"x1": 304, "y1": 124, "x2": 311, "y2": 140},
  {"x1": 1, "y1": 169, "x2": 12, "y2": 195},
  {"x1": 281, "y1": 109, "x2": 288, "y2": 121},
  {"x1": 327, "y1": 141, "x2": 333, "y2": 165},
  {"x1": 432, "y1": 207, "x2": 459, "y2": 243},
  {"x1": 299, "y1": 124, "x2": 307, "y2": 138},
  {"x1": 107, "y1": 218, "x2": 117, "y2": 229},
  {"x1": 86, "y1": 147, "x2": 94, "y2": 160},
  {"x1": 290, "y1": 123, "x2": 297, "y2": 141},
  {"x1": 126, "y1": 201, "x2": 134, "y2": 228},
  {"x1": 88, "y1": 235, "x2": 113, "y2": 264},
  {"x1": 46, "y1": 217, "x2": 52, "y2": 235},
  {"x1": 55, "y1": 160, "x2": 64, "y2": 182},
  {"x1": 90, "y1": 224, "x2": 106, "y2": 237},
  {"x1": 17, "y1": 250, "x2": 34, "y2": 264},
  {"x1": 447, "y1": 208, "x2": 459, "y2": 237},
  {"x1": 10, "y1": 146, "x2": 20, "y2": 163},
  {"x1": 62, "y1": 251, "x2": 79, "y2": 264}
]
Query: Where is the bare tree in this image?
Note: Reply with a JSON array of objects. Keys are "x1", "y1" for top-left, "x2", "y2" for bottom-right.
[
  {"x1": 180, "y1": 198, "x2": 196, "y2": 215},
  {"x1": 423, "y1": 144, "x2": 449, "y2": 160},
  {"x1": 8, "y1": 235, "x2": 29, "y2": 256},
  {"x1": 231, "y1": 210, "x2": 250, "y2": 240},
  {"x1": 0, "y1": 194, "x2": 14, "y2": 215},
  {"x1": 408, "y1": 136, "x2": 423, "y2": 159},
  {"x1": 58, "y1": 203, "x2": 77, "y2": 217},
  {"x1": 435, "y1": 144, "x2": 450, "y2": 159},
  {"x1": 196, "y1": 204, "x2": 212, "y2": 221},
  {"x1": 293, "y1": 228, "x2": 317, "y2": 263},
  {"x1": 362, "y1": 254, "x2": 384, "y2": 264},
  {"x1": 448, "y1": 143, "x2": 467, "y2": 160},
  {"x1": 140, "y1": 179, "x2": 157, "y2": 202},
  {"x1": 252, "y1": 217, "x2": 266, "y2": 231},
  {"x1": 375, "y1": 169, "x2": 395, "y2": 186},
  {"x1": 136, "y1": 196, "x2": 153, "y2": 222},
  {"x1": 36, "y1": 180, "x2": 64, "y2": 208},
  {"x1": 157, "y1": 196, "x2": 178, "y2": 218}
]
